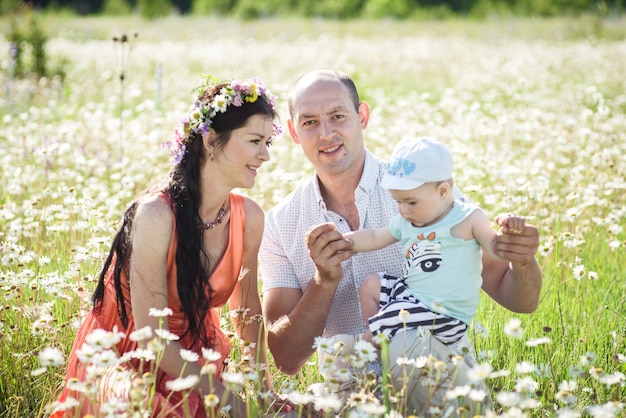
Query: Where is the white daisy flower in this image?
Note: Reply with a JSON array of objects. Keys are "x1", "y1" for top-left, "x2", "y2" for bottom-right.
[
  {"x1": 165, "y1": 375, "x2": 199, "y2": 391},
  {"x1": 39, "y1": 346, "x2": 65, "y2": 368},
  {"x1": 504, "y1": 318, "x2": 524, "y2": 338},
  {"x1": 180, "y1": 349, "x2": 199, "y2": 363},
  {"x1": 149, "y1": 307, "x2": 173, "y2": 317}
]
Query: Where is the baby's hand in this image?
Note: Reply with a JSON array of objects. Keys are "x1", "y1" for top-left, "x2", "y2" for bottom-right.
[{"x1": 495, "y1": 213, "x2": 526, "y2": 234}]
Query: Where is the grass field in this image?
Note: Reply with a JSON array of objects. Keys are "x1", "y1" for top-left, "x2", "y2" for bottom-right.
[{"x1": 0, "y1": 14, "x2": 625, "y2": 417}]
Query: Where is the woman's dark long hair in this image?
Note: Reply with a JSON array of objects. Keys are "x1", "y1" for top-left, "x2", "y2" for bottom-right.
[{"x1": 92, "y1": 81, "x2": 277, "y2": 350}]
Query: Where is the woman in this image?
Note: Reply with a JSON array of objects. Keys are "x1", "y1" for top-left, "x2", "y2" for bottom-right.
[{"x1": 52, "y1": 76, "x2": 285, "y2": 417}]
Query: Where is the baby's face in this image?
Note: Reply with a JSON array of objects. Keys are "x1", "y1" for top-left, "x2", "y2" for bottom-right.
[{"x1": 389, "y1": 183, "x2": 452, "y2": 228}]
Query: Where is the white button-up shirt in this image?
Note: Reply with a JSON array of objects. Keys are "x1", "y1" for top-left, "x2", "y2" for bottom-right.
[{"x1": 260, "y1": 150, "x2": 403, "y2": 337}]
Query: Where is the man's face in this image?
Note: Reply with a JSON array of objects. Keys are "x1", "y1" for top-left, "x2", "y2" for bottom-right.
[{"x1": 288, "y1": 78, "x2": 368, "y2": 177}]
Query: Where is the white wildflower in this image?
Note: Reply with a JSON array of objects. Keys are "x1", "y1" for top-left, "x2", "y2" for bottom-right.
[
  {"x1": 515, "y1": 376, "x2": 539, "y2": 394},
  {"x1": 288, "y1": 391, "x2": 314, "y2": 405},
  {"x1": 154, "y1": 328, "x2": 180, "y2": 341},
  {"x1": 466, "y1": 363, "x2": 492, "y2": 382},
  {"x1": 515, "y1": 361, "x2": 537, "y2": 374},
  {"x1": 201, "y1": 347, "x2": 222, "y2": 362},
  {"x1": 313, "y1": 394, "x2": 343, "y2": 412},
  {"x1": 599, "y1": 372, "x2": 625, "y2": 386},
  {"x1": 165, "y1": 375, "x2": 199, "y2": 391},
  {"x1": 222, "y1": 371, "x2": 245, "y2": 386},
  {"x1": 526, "y1": 336, "x2": 551, "y2": 347},
  {"x1": 572, "y1": 264, "x2": 585, "y2": 280},
  {"x1": 496, "y1": 391, "x2": 520, "y2": 407},
  {"x1": 504, "y1": 318, "x2": 524, "y2": 338},
  {"x1": 149, "y1": 307, "x2": 173, "y2": 317},
  {"x1": 180, "y1": 349, "x2": 199, "y2": 363},
  {"x1": 129, "y1": 325, "x2": 153, "y2": 342},
  {"x1": 39, "y1": 346, "x2": 65, "y2": 368},
  {"x1": 85, "y1": 327, "x2": 124, "y2": 350}
]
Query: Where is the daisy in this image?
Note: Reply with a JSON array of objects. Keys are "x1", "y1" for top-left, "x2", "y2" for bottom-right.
[
  {"x1": 39, "y1": 346, "x2": 64, "y2": 368},
  {"x1": 85, "y1": 327, "x2": 124, "y2": 350},
  {"x1": 222, "y1": 371, "x2": 245, "y2": 386},
  {"x1": 609, "y1": 240, "x2": 620, "y2": 250},
  {"x1": 496, "y1": 391, "x2": 520, "y2": 407},
  {"x1": 398, "y1": 309, "x2": 410, "y2": 323},
  {"x1": 353, "y1": 339, "x2": 378, "y2": 363},
  {"x1": 564, "y1": 207, "x2": 581, "y2": 221},
  {"x1": 519, "y1": 397, "x2": 542, "y2": 409},
  {"x1": 538, "y1": 241, "x2": 553, "y2": 256},
  {"x1": 445, "y1": 385, "x2": 471, "y2": 399},
  {"x1": 202, "y1": 347, "x2": 222, "y2": 362},
  {"x1": 515, "y1": 376, "x2": 539, "y2": 394},
  {"x1": 431, "y1": 300, "x2": 448, "y2": 314},
  {"x1": 490, "y1": 369, "x2": 512, "y2": 379},
  {"x1": 165, "y1": 375, "x2": 199, "y2": 392},
  {"x1": 572, "y1": 264, "x2": 585, "y2": 280},
  {"x1": 129, "y1": 325, "x2": 153, "y2": 342},
  {"x1": 504, "y1": 318, "x2": 524, "y2": 338},
  {"x1": 599, "y1": 372, "x2": 625, "y2": 386},
  {"x1": 335, "y1": 367, "x2": 352, "y2": 383},
  {"x1": 200, "y1": 362, "x2": 217, "y2": 376},
  {"x1": 100, "y1": 397, "x2": 129, "y2": 416},
  {"x1": 287, "y1": 391, "x2": 314, "y2": 405},
  {"x1": 526, "y1": 337, "x2": 551, "y2": 347},
  {"x1": 93, "y1": 349, "x2": 119, "y2": 368},
  {"x1": 515, "y1": 361, "x2": 538, "y2": 374},
  {"x1": 204, "y1": 393, "x2": 219, "y2": 409},
  {"x1": 466, "y1": 363, "x2": 492, "y2": 382},
  {"x1": 155, "y1": 329, "x2": 180, "y2": 341},
  {"x1": 313, "y1": 394, "x2": 342, "y2": 412},
  {"x1": 180, "y1": 349, "x2": 199, "y2": 363},
  {"x1": 469, "y1": 388, "x2": 487, "y2": 402},
  {"x1": 149, "y1": 307, "x2": 173, "y2": 317},
  {"x1": 580, "y1": 352, "x2": 596, "y2": 366}
]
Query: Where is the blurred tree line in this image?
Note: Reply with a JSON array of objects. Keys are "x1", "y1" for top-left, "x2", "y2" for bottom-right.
[{"x1": 1, "y1": 0, "x2": 623, "y2": 18}]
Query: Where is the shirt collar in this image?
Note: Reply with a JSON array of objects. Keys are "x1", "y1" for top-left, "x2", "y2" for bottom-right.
[{"x1": 313, "y1": 149, "x2": 382, "y2": 209}]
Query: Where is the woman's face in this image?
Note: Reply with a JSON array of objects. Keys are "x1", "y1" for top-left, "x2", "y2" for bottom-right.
[{"x1": 213, "y1": 113, "x2": 273, "y2": 189}]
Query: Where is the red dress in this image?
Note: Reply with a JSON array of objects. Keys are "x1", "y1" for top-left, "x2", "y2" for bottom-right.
[{"x1": 52, "y1": 192, "x2": 245, "y2": 417}]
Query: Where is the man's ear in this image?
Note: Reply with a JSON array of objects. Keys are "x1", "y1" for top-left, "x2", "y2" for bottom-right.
[
  {"x1": 358, "y1": 101, "x2": 370, "y2": 129},
  {"x1": 287, "y1": 119, "x2": 301, "y2": 145}
]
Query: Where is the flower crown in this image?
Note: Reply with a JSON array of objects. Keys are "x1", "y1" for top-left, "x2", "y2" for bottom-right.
[{"x1": 163, "y1": 75, "x2": 281, "y2": 165}]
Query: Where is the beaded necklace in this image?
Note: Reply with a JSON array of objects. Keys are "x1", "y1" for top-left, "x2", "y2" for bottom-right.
[{"x1": 200, "y1": 201, "x2": 226, "y2": 230}]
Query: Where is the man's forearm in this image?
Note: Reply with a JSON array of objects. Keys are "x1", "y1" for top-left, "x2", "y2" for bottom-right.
[
  {"x1": 502, "y1": 259, "x2": 542, "y2": 313},
  {"x1": 267, "y1": 277, "x2": 338, "y2": 375}
]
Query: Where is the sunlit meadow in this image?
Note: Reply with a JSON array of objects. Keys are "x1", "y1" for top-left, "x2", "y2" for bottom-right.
[{"x1": 0, "y1": 14, "x2": 625, "y2": 417}]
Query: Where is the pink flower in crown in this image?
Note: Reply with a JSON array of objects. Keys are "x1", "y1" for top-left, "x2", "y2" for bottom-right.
[
  {"x1": 230, "y1": 81, "x2": 246, "y2": 106},
  {"x1": 169, "y1": 128, "x2": 187, "y2": 165},
  {"x1": 273, "y1": 122, "x2": 282, "y2": 137}
]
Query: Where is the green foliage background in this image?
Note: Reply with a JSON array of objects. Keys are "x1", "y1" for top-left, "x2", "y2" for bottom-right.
[{"x1": 3, "y1": 0, "x2": 625, "y2": 17}]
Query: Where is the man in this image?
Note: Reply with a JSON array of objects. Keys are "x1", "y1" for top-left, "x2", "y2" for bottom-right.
[{"x1": 259, "y1": 69, "x2": 542, "y2": 413}]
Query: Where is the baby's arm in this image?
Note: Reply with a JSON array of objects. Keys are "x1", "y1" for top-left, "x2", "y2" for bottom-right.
[
  {"x1": 472, "y1": 211, "x2": 526, "y2": 261},
  {"x1": 344, "y1": 227, "x2": 398, "y2": 253}
]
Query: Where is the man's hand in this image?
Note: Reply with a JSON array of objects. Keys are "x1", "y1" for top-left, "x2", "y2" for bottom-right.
[
  {"x1": 493, "y1": 223, "x2": 540, "y2": 266},
  {"x1": 483, "y1": 222, "x2": 542, "y2": 313},
  {"x1": 305, "y1": 222, "x2": 354, "y2": 285}
]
